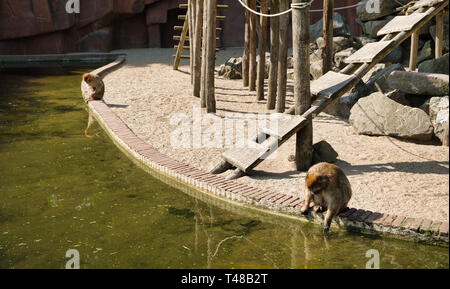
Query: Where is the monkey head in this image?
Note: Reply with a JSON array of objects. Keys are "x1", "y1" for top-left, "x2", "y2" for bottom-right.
[
  {"x1": 305, "y1": 173, "x2": 330, "y2": 194},
  {"x1": 82, "y1": 73, "x2": 95, "y2": 84}
]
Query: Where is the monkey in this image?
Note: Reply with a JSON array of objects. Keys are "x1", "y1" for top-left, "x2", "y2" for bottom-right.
[
  {"x1": 300, "y1": 162, "x2": 352, "y2": 233},
  {"x1": 82, "y1": 73, "x2": 104, "y2": 102}
]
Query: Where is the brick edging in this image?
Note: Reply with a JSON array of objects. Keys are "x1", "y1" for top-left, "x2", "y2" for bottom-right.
[{"x1": 82, "y1": 56, "x2": 449, "y2": 247}]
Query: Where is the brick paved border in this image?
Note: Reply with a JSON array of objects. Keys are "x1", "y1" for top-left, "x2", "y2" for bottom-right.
[{"x1": 81, "y1": 56, "x2": 449, "y2": 247}]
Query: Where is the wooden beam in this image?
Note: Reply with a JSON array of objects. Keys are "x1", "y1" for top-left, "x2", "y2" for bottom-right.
[
  {"x1": 292, "y1": 0, "x2": 313, "y2": 171},
  {"x1": 193, "y1": 0, "x2": 203, "y2": 97},
  {"x1": 267, "y1": 0, "x2": 280, "y2": 110},
  {"x1": 243, "y1": 0, "x2": 250, "y2": 87},
  {"x1": 409, "y1": 31, "x2": 419, "y2": 71},
  {"x1": 249, "y1": 0, "x2": 257, "y2": 91},
  {"x1": 257, "y1": 0, "x2": 268, "y2": 101},
  {"x1": 200, "y1": 0, "x2": 208, "y2": 108},
  {"x1": 205, "y1": 0, "x2": 217, "y2": 113},
  {"x1": 189, "y1": 0, "x2": 195, "y2": 84},
  {"x1": 173, "y1": 12, "x2": 189, "y2": 70},
  {"x1": 322, "y1": 0, "x2": 334, "y2": 74},
  {"x1": 276, "y1": 0, "x2": 289, "y2": 112},
  {"x1": 435, "y1": 12, "x2": 444, "y2": 58}
]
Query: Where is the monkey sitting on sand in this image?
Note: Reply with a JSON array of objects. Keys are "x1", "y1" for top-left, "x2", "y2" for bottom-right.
[
  {"x1": 301, "y1": 162, "x2": 352, "y2": 233},
  {"x1": 82, "y1": 73, "x2": 104, "y2": 102}
]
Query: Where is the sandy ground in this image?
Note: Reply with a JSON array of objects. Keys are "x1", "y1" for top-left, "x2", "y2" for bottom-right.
[{"x1": 102, "y1": 48, "x2": 449, "y2": 222}]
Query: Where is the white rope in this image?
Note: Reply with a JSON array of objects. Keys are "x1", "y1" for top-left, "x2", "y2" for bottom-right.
[
  {"x1": 237, "y1": 0, "x2": 293, "y2": 17},
  {"x1": 238, "y1": 0, "x2": 364, "y2": 16}
]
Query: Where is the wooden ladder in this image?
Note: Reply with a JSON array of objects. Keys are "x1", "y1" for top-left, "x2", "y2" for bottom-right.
[
  {"x1": 172, "y1": 2, "x2": 228, "y2": 70},
  {"x1": 212, "y1": 0, "x2": 449, "y2": 180}
]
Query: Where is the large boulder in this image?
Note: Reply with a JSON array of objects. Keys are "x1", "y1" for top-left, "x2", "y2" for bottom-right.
[
  {"x1": 219, "y1": 57, "x2": 243, "y2": 79},
  {"x1": 334, "y1": 47, "x2": 356, "y2": 69},
  {"x1": 324, "y1": 80, "x2": 372, "y2": 119},
  {"x1": 382, "y1": 46, "x2": 403, "y2": 63},
  {"x1": 417, "y1": 40, "x2": 434, "y2": 64},
  {"x1": 349, "y1": 92, "x2": 435, "y2": 141},
  {"x1": 312, "y1": 140, "x2": 339, "y2": 164},
  {"x1": 418, "y1": 53, "x2": 449, "y2": 74},
  {"x1": 316, "y1": 36, "x2": 359, "y2": 54},
  {"x1": 366, "y1": 63, "x2": 405, "y2": 93},
  {"x1": 434, "y1": 110, "x2": 449, "y2": 145},
  {"x1": 387, "y1": 71, "x2": 449, "y2": 96},
  {"x1": 430, "y1": 24, "x2": 449, "y2": 52},
  {"x1": 357, "y1": 0, "x2": 402, "y2": 21},
  {"x1": 429, "y1": 96, "x2": 449, "y2": 121},
  {"x1": 310, "y1": 13, "x2": 351, "y2": 43},
  {"x1": 359, "y1": 17, "x2": 394, "y2": 38}
]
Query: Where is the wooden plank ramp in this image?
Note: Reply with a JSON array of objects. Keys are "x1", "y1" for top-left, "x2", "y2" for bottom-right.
[{"x1": 211, "y1": 0, "x2": 449, "y2": 180}]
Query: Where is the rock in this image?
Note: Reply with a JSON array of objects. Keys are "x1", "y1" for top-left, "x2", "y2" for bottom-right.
[
  {"x1": 417, "y1": 40, "x2": 434, "y2": 64},
  {"x1": 418, "y1": 53, "x2": 449, "y2": 74},
  {"x1": 349, "y1": 92, "x2": 435, "y2": 141},
  {"x1": 334, "y1": 47, "x2": 356, "y2": 69},
  {"x1": 316, "y1": 36, "x2": 357, "y2": 54},
  {"x1": 357, "y1": 0, "x2": 402, "y2": 21},
  {"x1": 385, "y1": 90, "x2": 411, "y2": 106},
  {"x1": 434, "y1": 110, "x2": 449, "y2": 145},
  {"x1": 430, "y1": 24, "x2": 449, "y2": 52},
  {"x1": 310, "y1": 49, "x2": 325, "y2": 79},
  {"x1": 362, "y1": 63, "x2": 386, "y2": 83},
  {"x1": 382, "y1": 46, "x2": 403, "y2": 63},
  {"x1": 310, "y1": 59, "x2": 324, "y2": 80},
  {"x1": 310, "y1": 13, "x2": 351, "y2": 43},
  {"x1": 324, "y1": 81, "x2": 371, "y2": 119},
  {"x1": 312, "y1": 141, "x2": 339, "y2": 164},
  {"x1": 429, "y1": 96, "x2": 449, "y2": 121},
  {"x1": 219, "y1": 57, "x2": 243, "y2": 79},
  {"x1": 354, "y1": 36, "x2": 376, "y2": 46},
  {"x1": 360, "y1": 17, "x2": 394, "y2": 38},
  {"x1": 366, "y1": 63, "x2": 405, "y2": 93},
  {"x1": 388, "y1": 71, "x2": 449, "y2": 96}
]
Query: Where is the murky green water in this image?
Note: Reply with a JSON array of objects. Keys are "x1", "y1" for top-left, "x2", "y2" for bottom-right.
[{"x1": 0, "y1": 68, "x2": 448, "y2": 269}]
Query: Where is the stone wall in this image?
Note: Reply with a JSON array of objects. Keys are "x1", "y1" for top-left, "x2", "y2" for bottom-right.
[{"x1": 0, "y1": 0, "x2": 366, "y2": 55}]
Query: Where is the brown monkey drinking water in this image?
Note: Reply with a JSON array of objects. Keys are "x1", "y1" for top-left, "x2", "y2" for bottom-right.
[
  {"x1": 301, "y1": 162, "x2": 352, "y2": 233},
  {"x1": 82, "y1": 73, "x2": 104, "y2": 102}
]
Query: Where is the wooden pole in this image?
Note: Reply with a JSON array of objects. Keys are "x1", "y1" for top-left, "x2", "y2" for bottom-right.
[
  {"x1": 243, "y1": 0, "x2": 250, "y2": 87},
  {"x1": 189, "y1": 0, "x2": 195, "y2": 84},
  {"x1": 267, "y1": 0, "x2": 279, "y2": 110},
  {"x1": 276, "y1": 0, "x2": 289, "y2": 113},
  {"x1": 257, "y1": 1, "x2": 268, "y2": 101},
  {"x1": 435, "y1": 12, "x2": 444, "y2": 58},
  {"x1": 200, "y1": 0, "x2": 208, "y2": 107},
  {"x1": 292, "y1": 0, "x2": 313, "y2": 171},
  {"x1": 409, "y1": 31, "x2": 419, "y2": 71},
  {"x1": 205, "y1": 0, "x2": 217, "y2": 113},
  {"x1": 249, "y1": 0, "x2": 257, "y2": 91},
  {"x1": 322, "y1": 0, "x2": 333, "y2": 74},
  {"x1": 193, "y1": 0, "x2": 203, "y2": 97}
]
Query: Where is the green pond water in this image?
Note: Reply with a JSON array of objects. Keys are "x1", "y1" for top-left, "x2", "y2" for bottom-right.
[{"x1": 0, "y1": 68, "x2": 448, "y2": 269}]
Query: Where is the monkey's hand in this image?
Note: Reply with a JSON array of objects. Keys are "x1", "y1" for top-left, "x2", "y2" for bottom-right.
[{"x1": 323, "y1": 226, "x2": 330, "y2": 234}]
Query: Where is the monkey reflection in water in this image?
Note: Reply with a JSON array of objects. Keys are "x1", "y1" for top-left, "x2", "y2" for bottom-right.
[{"x1": 301, "y1": 162, "x2": 352, "y2": 234}]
